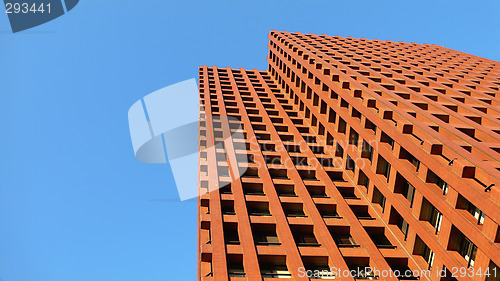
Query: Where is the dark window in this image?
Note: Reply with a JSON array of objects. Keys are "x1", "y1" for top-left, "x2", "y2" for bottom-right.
[
  {"x1": 426, "y1": 170, "x2": 449, "y2": 195},
  {"x1": 252, "y1": 224, "x2": 280, "y2": 246},
  {"x1": 346, "y1": 155, "x2": 355, "y2": 172},
  {"x1": 242, "y1": 182, "x2": 265, "y2": 195},
  {"x1": 376, "y1": 156, "x2": 391, "y2": 181},
  {"x1": 329, "y1": 108, "x2": 337, "y2": 123},
  {"x1": 338, "y1": 118, "x2": 347, "y2": 134},
  {"x1": 292, "y1": 226, "x2": 320, "y2": 247},
  {"x1": 420, "y1": 198, "x2": 443, "y2": 234},
  {"x1": 227, "y1": 256, "x2": 245, "y2": 277},
  {"x1": 365, "y1": 227, "x2": 395, "y2": 248},
  {"x1": 414, "y1": 235, "x2": 434, "y2": 269},
  {"x1": 448, "y1": 226, "x2": 478, "y2": 267},
  {"x1": 365, "y1": 119, "x2": 377, "y2": 134},
  {"x1": 259, "y1": 256, "x2": 291, "y2": 278},
  {"x1": 466, "y1": 202, "x2": 485, "y2": 225},
  {"x1": 283, "y1": 203, "x2": 306, "y2": 217},
  {"x1": 372, "y1": 186, "x2": 386, "y2": 212},
  {"x1": 349, "y1": 128, "x2": 359, "y2": 145},
  {"x1": 247, "y1": 202, "x2": 271, "y2": 217},
  {"x1": 390, "y1": 207, "x2": 409, "y2": 240},
  {"x1": 275, "y1": 184, "x2": 296, "y2": 197},
  {"x1": 395, "y1": 173, "x2": 415, "y2": 207},
  {"x1": 458, "y1": 236, "x2": 477, "y2": 267},
  {"x1": 317, "y1": 204, "x2": 341, "y2": 218},
  {"x1": 329, "y1": 226, "x2": 359, "y2": 248},
  {"x1": 457, "y1": 195, "x2": 485, "y2": 225},
  {"x1": 351, "y1": 205, "x2": 373, "y2": 220},
  {"x1": 335, "y1": 143, "x2": 344, "y2": 157},
  {"x1": 221, "y1": 200, "x2": 236, "y2": 215},
  {"x1": 381, "y1": 132, "x2": 395, "y2": 149},
  {"x1": 306, "y1": 185, "x2": 328, "y2": 198},
  {"x1": 358, "y1": 170, "x2": 370, "y2": 190},
  {"x1": 400, "y1": 148, "x2": 420, "y2": 171},
  {"x1": 224, "y1": 223, "x2": 240, "y2": 245},
  {"x1": 361, "y1": 140, "x2": 374, "y2": 161}
]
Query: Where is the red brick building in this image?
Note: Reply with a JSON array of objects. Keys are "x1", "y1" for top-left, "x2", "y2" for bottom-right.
[{"x1": 198, "y1": 31, "x2": 500, "y2": 281}]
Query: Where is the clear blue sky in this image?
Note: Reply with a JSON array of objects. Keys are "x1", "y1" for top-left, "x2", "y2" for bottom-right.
[{"x1": 0, "y1": 1, "x2": 498, "y2": 281}]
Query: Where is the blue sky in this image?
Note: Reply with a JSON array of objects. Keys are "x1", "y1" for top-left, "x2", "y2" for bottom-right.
[{"x1": 0, "y1": 1, "x2": 498, "y2": 281}]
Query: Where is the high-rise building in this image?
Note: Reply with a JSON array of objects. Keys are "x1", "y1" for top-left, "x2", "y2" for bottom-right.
[{"x1": 198, "y1": 31, "x2": 500, "y2": 281}]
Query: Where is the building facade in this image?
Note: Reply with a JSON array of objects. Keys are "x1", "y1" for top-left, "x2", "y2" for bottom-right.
[{"x1": 198, "y1": 31, "x2": 500, "y2": 281}]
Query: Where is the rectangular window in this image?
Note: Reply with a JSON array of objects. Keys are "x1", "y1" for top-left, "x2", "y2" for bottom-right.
[
  {"x1": 408, "y1": 154, "x2": 420, "y2": 171},
  {"x1": 390, "y1": 207, "x2": 409, "y2": 240},
  {"x1": 400, "y1": 148, "x2": 420, "y2": 171},
  {"x1": 247, "y1": 202, "x2": 271, "y2": 216},
  {"x1": 414, "y1": 235, "x2": 435, "y2": 269},
  {"x1": 317, "y1": 204, "x2": 340, "y2": 218},
  {"x1": 320, "y1": 101, "x2": 327, "y2": 114},
  {"x1": 395, "y1": 173, "x2": 415, "y2": 207},
  {"x1": 361, "y1": 140, "x2": 374, "y2": 161},
  {"x1": 338, "y1": 118, "x2": 347, "y2": 134},
  {"x1": 365, "y1": 119, "x2": 377, "y2": 134},
  {"x1": 313, "y1": 93, "x2": 319, "y2": 106},
  {"x1": 372, "y1": 186, "x2": 386, "y2": 212},
  {"x1": 399, "y1": 219, "x2": 409, "y2": 239},
  {"x1": 228, "y1": 260, "x2": 245, "y2": 277},
  {"x1": 329, "y1": 226, "x2": 359, "y2": 247},
  {"x1": 381, "y1": 132, "x2": 395, "y2": 149},
  {"x1": 403, "y1": 181, "x2": 416, "y2": 207},
  {"x1": 430, "y1": 208, "x2": 443, "y2": 233},
  {"x1": 467, "y1": 203, "x2": 486, "y2": 225},
  {"x1": 283, "y1": 203, "x2": 306, "y2": 217},
  {"x1": 224, "y1": 229, "x2": 240, "y2": 245},
  {"x1": 335, "y1": 143, "x2": 344, "y2": 157},
  {"x1": 346, "y1": 155, "x2": 355, "y2": 172},
  {"x1": 358, "y1": 170, "x2": 370, "y2": 191},
  {"x1": 275, "y1": 183, "x2": 296, "y2": 197},
  {"x1": 423, "y1": 247, "x2": 435, "y2": 268},
  {"x1": 335, "y1": 235, "x2": 357, "y2": 246},
  {"x1": 326, "y1": 133, "x2": 334, "y2": 146},
  {"x1": 426, "y1": 170, "x2": 449, "y2": 195},
  {"x1": 300, "y1": 235, "x2": 319, "y2": 245},
  {"x1": 365, "y1": 227, "x2": 395, "y2": 248},
  {"x1": 420, "y1": 198, "x2": 442, "y2": 234},
  {"x1": 292, "y1": 226, "x2": 320, "y2": 247},
  {"x1": 329, "y1": 108, "x2": 337, "y2": 123},
  {"x1": 261, "y1": 267, "x2": 291, "y2": 278},
  {"x1": 254, "y1": 232, "x2": 280, "y2": 245},
  {"x1": 458, "y1": 236, "x2": 478, "y2": 267},
  {"x1": 221, "y1": 200, "x2": 236, "y2": 215},
  {"x1": 252, "y1": 224, "x2": 280, "y2": 246},
  {"x1": 376, "y1": 156, "x2": 391, "y2": 181},
  {"x1": 349, "y1": 128, "x2": 359, "y2": 145},
  {"x1": 449, "y1": 226, "x2": 478, "y2": 268},
  {"x1": 437, "y1": 177, "x2": 449, "y2": 195}
]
